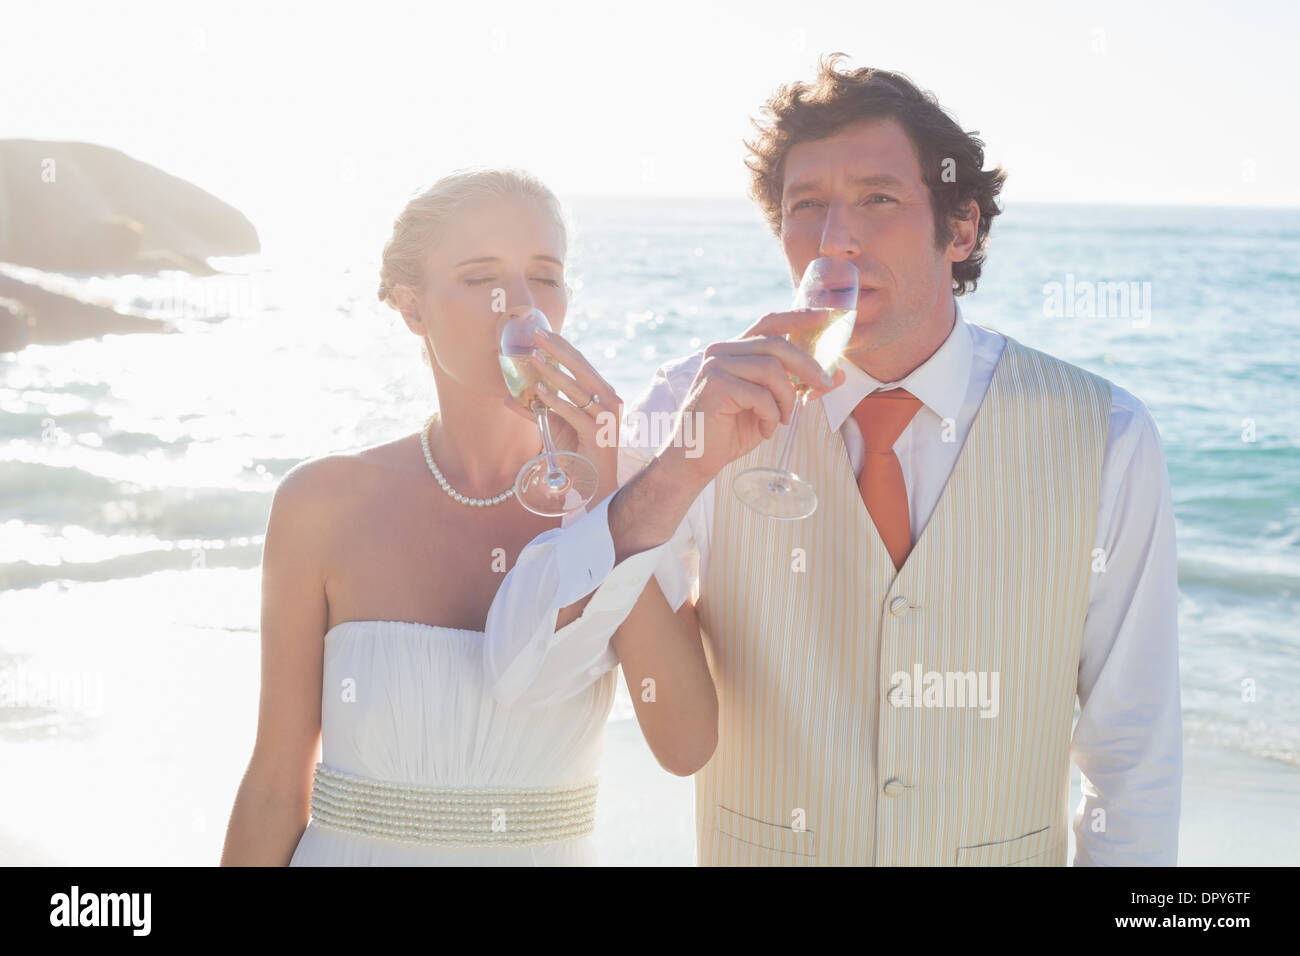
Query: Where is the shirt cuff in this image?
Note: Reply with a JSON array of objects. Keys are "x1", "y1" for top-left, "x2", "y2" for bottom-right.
[
  {"x1": 482, "y1": 489, "x2": 681, "y2": 709},
  {"x1": 550, "y1": 491, "x2": 673, "y2": 634}
]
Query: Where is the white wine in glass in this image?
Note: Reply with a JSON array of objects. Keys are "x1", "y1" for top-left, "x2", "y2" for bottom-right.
[
  {"x1": 732, "y1": 257, "x2": 859, "y2": 519},
  {"x1": 787, "y1": 306, "x2": 856, "y2": 393},
  {"x1": 498, "y1": 347, "x2": 561, "y2": 410},
  {"x1": 499, "y1": 308, "x2": 598, "y2": 517}
]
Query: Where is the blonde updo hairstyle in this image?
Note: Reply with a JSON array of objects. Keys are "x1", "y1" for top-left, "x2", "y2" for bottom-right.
[{"x1": 377, "y1": 168, "x2": 572, "y2": 368}]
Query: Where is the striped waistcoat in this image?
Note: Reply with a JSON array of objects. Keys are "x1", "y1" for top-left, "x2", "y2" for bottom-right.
[{"x1": 693, "y1": 332, "x2": 1111, "y2": 865}]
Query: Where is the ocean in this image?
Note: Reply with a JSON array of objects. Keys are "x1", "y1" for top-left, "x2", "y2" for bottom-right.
[{"x1": 1, "y1": 196, "x2": 1297, "y2": 864}]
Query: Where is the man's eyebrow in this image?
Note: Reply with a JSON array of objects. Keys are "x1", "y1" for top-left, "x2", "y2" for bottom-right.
[
  {"x1": 784, "y1": 174, "x2": 908, "y2": 200},
  {"x1": 454, "y1": 255, "x2": 564, "y2": 268}
]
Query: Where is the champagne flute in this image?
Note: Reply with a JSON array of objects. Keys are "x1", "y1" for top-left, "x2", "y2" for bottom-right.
[
  {"x1": 732, "y1": 257, "x2": 859, "y2": 519},
  {"x1": 499, "y1": 308, "x2": 599, "y2": 516}
]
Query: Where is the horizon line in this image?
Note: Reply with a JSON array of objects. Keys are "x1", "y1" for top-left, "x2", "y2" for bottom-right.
[{"x1": 557, "y1": 194, "x2": 1300, "y2": 213}]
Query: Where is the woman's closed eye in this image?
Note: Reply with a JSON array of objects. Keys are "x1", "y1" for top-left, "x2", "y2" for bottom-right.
[{"x1": 465, "y1": 276, "x2": 562, "y2": 287}]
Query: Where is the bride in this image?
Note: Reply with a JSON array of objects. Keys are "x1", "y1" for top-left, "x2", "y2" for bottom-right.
[{"x1": 219, "y1": 168, "x2": 715, "y2": 865}]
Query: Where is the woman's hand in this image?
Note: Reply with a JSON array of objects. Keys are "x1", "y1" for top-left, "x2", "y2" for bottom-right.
[{"x1": 501, "y1": 328, "x2": 623, "y2": 505}]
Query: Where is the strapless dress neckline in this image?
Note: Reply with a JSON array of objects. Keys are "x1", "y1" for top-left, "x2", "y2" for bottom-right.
[{"x1": 324, "y1": 619, "x2": 485, "y2": 639}]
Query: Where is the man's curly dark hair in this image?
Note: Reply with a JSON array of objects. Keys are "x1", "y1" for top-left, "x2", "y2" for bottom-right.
[{"x1": 744, "y1": 53, "x2": 1007, "y2": 295}]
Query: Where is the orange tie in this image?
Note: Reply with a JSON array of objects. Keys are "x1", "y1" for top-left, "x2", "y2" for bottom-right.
[{"x1": 850, "y1": 387, "x2": 924, "y2": 571}]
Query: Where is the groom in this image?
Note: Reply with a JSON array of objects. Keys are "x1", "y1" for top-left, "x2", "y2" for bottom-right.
[{"x1": 497, "y1": 54, "x2": 1182, "y2": 865}]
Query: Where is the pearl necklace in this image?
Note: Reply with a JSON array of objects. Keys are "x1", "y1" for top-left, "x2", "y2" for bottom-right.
[{"x1": 420, "y1": 413, "x2": 516, "y2": 507}]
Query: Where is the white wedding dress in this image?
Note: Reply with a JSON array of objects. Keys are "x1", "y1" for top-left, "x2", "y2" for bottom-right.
[{"x1": 288, "y1": 619, "x2": 616, "y2": 866}]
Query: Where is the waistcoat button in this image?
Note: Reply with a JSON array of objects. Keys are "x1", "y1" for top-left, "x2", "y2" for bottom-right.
[
  {"x1": 888, "y1": 596, "x2": 909, "y2": 617},
  {"x1": 883, "y1": 778, "x2": 906, "y2": 797}
]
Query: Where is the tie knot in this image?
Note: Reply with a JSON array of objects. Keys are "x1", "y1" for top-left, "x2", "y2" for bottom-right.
[{"x1": 851, "y1": 387, "x2": 924, "y2": 452}]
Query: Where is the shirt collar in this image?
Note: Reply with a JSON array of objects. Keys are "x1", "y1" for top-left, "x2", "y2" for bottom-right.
[{"x1": 821, "y1": 298, "x2": 974, "y2": 433}]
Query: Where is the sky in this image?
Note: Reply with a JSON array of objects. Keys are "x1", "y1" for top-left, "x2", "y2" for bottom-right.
[{"x1": 3, "y1": 0, "x2": 1297, "y2": 252}]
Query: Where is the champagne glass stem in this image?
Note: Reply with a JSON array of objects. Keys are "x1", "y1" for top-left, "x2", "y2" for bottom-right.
[
  {"x1": 533, "y1": 403, "x2": 565, "y2": 480},
  {"x1": 773, "y1": 392, "x2": 806, "y2": 475}
]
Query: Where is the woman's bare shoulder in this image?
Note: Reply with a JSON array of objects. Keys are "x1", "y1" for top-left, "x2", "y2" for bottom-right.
[
  {"x1": 273, "y1": 435, "x2": 420, "y2": 508},
  {"x1": 275, "y1": 452, "x2": 359, "y2": 499}
]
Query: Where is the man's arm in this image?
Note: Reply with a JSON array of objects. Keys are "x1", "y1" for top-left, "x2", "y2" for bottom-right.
[
  {"x1": 1070, "y1": 389, "x2": 1182, "y2": 865},
  {"x1": 608, "y1": 442, "x2": 710, "y2": 564}
]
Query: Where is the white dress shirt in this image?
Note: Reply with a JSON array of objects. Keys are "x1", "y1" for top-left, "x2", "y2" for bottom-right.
[{"x1": 484, "y1": 299, "x2": 1182, "y2": 866}]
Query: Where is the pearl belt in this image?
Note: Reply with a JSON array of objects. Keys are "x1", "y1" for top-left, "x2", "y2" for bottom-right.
[{"x1": 308, "y1": 762, "x2": 600, "y2": 847}]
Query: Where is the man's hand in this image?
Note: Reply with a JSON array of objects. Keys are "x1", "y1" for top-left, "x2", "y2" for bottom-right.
[
  {"x1": 666, "y1": 310, "x2": 847, "y2": 487},
  {"x1": 607, "y1": 310, "x2": 846, "y2": 565}
]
